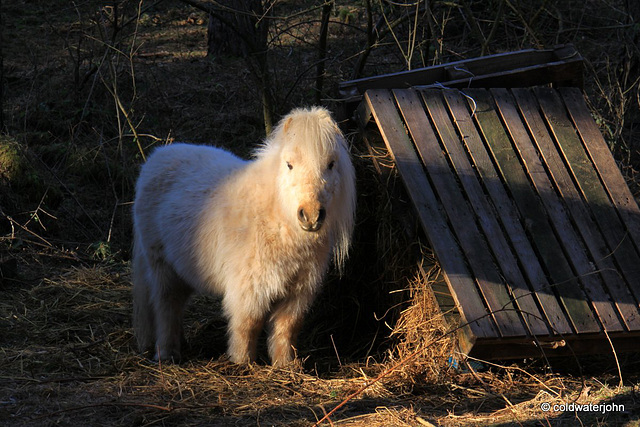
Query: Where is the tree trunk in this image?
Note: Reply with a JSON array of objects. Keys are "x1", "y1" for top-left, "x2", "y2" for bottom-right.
[
  {"x1": 0, "y1": 0, "x2": 4, "y2": 132},
  {"x1": 207, "y1": 0, "x2": 252, "y2": 57},
  {"x1": 314, "y1": 1, "x2": 333, "y2": 105},
  {"x1": 206, "y1": 0, "x2": 274, "y2": 135}
]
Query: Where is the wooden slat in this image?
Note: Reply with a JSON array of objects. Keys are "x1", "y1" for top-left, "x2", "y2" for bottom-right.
[
  {"x1": 492, "y1": 88, "x2": 627, "y2": 332},
  {"x1": 511, "y1": 88, "x2": 640, "y2": 330},
  {"x1": 560, "y1": 87, "x2": 640, "y2": 249},
  {"x1": 342, "y1": 48, "x2": 543, "y2": 94},
  {"x1": 537, "y1": 88, "x2": 640, "y2": 264},
  {"x1": 559, "y1": 88, "x2": 640, "y2": 296},
  {"x1": 413, "y1": 59, "x2": 582, "y2": 91},
  {"x1": 393, "y1": 89, "x2": 528, "y2": 337},
  {"x1": 407, "y1": 89, "x2": 550, "y2": 336},
  {"x1": 465, "y1": 88, "x2": 601, "y2": 334},
  {"x1": 363, "y1": 89, "x2": 496, "y2": 338},
  {"x1": 440, "y1": 89, "x2": 574, "y2": 336}
]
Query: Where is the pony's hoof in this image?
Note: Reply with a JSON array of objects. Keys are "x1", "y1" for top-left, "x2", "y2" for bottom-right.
[
  {"x1": 226, "y1": 351, "x2": 256, "y2": 366},
  {"x1": 153, "y1": 349, "x2": 182, "y2": 364},
  {"x1": 272, "y1": 357, "x2": 303, "y2": 371}
]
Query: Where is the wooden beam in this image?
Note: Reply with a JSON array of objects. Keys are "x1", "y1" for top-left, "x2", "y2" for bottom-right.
[{"x1": 340, "y1": 45, "x2": 582, "y2": 100}]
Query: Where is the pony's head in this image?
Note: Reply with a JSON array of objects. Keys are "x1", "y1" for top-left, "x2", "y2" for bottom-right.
[{"x1": 255, "y1": 107, "x2": 356, "y2": 271}]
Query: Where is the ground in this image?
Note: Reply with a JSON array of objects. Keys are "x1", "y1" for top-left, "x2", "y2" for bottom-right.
[{"x1": 2, "y1": 1, "x2": 640, "y2": 425}]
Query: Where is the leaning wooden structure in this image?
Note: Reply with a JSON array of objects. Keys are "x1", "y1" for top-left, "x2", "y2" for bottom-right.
[{"x1": 346, "y1": 45, "x2": 640, "y2": 360}]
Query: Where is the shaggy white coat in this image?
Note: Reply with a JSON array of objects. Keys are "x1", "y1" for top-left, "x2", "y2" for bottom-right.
[{"x1": 132, "y1": 107, "x2": 356, "y2": 366}]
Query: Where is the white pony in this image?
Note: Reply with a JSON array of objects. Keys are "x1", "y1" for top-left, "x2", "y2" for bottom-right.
[{"x1": 132, "y1": 107, "x2": 356, "y2": 366}]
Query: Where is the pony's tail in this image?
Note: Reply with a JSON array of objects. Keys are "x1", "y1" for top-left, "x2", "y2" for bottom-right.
[{"x1": 132, "y1": 234, "x2": 155, "y2": 354}]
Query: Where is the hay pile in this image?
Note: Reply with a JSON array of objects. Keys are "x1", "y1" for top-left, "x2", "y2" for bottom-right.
[
  {"x1": 2, "y1": 259, "x2": 637, "y2": 426},
  {"x1": 0, "y1": 261, "x2": 435, "y2": 426}
]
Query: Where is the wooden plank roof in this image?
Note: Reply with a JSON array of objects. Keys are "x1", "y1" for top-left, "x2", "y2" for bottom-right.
[
  {"x1": 359, "y1": 87, "x2": 640, "y2": 359},
  {"x1": 339, "y1": 45, "x2": 583, "y2": 120}
]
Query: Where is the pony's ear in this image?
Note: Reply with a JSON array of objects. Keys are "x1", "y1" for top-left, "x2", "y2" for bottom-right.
[
  {"x1": 319, "y1": 110, "x2": 336, "y2": 128},
  {"x1": 283, "y1": 117, "x2": 294, "y2": 133}
]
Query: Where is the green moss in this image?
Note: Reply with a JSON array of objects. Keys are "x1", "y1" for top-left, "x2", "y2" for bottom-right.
[
  {"x1": 0, "y1": 136, "x2": 62, "y2": 208},
  {"x1": 0, "y1": 137, "x2": 26, "y2": 183}
]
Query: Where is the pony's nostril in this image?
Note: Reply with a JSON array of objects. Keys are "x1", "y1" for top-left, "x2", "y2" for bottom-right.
[
  {"x1": 298, "y1": 206, "x2": 325, "y2": 231},
  {"x1": 298, "y1": 208, "x2": 308, "y2": 224}
]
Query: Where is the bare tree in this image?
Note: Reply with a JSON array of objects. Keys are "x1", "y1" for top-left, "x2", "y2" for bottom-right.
[
  {"x1": 0, "y1": 0, "x2": 4, "y2": 132},
  {"x1": 315, "y1": 0, "x2": 333, "y2": 104},
  {"x1": 183, "y1": 0, "x2": 275, "y2": 134}
]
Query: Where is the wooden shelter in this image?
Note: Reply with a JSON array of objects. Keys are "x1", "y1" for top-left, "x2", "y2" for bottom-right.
[{"x1": 347, "y1": 46, "x2": 640, "y2": 360}]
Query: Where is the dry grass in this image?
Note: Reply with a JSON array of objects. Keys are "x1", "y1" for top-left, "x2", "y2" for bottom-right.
[
  {"x1": 3, "y1": 259, "x2": 638, "y2": 426},
  {"x1": 0, "y1": 265, "x2": 426, "y2": 426},
  {"x1": 2, "y1": 0, "x2": 640, "y2": 426}
]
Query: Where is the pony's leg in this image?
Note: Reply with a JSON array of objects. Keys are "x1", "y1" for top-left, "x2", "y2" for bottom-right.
[
  {"x1": 132, "y1": 241, "x2": 156, "y2": 355},
  {"x1": 227, "y1": 313, "x2": 265, "y2": 364},
  {"x1": 149, "y1": 263, "x2": 192, "y2": 362},
  {"x1": 224, "y1": 293, "x2": 266, "y2": 364},
  {"x1": 267, "y1": 290, "x2": 314, "y2": 367}
]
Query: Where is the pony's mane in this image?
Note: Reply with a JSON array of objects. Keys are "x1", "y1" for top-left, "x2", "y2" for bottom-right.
[{"x1": 253, "y1": 107, "x2": 342, "y2": 161}]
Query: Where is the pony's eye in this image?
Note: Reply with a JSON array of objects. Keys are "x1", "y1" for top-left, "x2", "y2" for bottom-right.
[
  {"x1": 286, "y1": 162, "x2": 293, "y2": 170},
  {"x1": 328, "y1": 160, "x2": 335, "y2": 170}
]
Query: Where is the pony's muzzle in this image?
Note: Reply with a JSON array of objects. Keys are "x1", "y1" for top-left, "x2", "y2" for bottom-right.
[{"x1": 298, "y1": 206, "x2": 326, "y2": 232}]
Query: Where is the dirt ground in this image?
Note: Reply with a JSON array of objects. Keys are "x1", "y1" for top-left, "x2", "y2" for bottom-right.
[{"x1": 2, "y1": 1, "x2": 640, "y2": 425}]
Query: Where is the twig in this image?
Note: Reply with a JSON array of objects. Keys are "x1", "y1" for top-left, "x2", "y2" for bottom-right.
[
  {"x1": 377, "y1": 0, "x2": 422, "y2": 70},
  {"x1": 103, "y1": 66, "x2": 145, "y2": 160},
  {"x1": 178, "y1": 0, "x2": 329, "y2": 22},
  {"x1": 0, "y1": 208, "x2": 54, "y2": 248},
  {"x1": 30, "y1": 154, "x2": 103, "y2": 237},
  {"x1": 315, "y1": 0, "x2": 333, "y2": 104},
  {"x1": 462, "y1": 355, "x2": 563, "y2": 398},
  {"x1": 480, "y1": 0, "x2": 505, "y2": 55},
  {"x1": 330, "y1": 334, "x2": 342, "y2": 368},
  {"x1": 313, "y1": 324, "x2": 455, "y2": 426},
  {"x1": 603, "y1": 329, "x2": 624, "y2": 389},
  {"x1": 352, "y1": 0, "x2": 427, "y2": 79}
]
